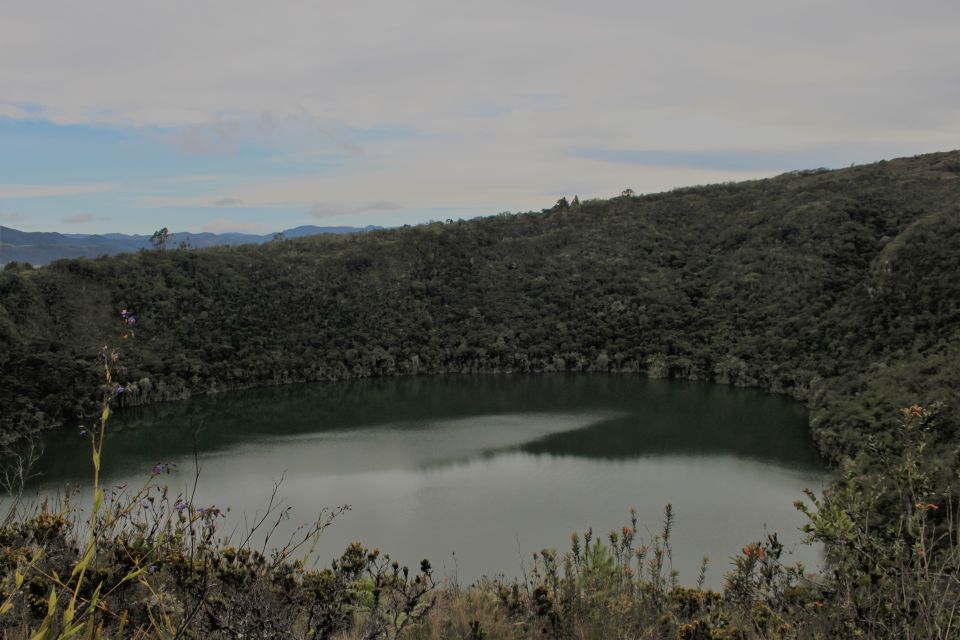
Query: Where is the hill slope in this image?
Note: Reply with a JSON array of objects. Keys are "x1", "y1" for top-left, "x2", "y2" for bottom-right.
[
  {"x1": 0, "y1": 224, "x2": 382, "y2": 265},
  {"x1": 1, "y1": 151, "x2": 959, "y2": 475}
]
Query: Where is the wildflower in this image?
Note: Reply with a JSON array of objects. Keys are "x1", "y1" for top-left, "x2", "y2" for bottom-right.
[
  {"x1": 174, "y1": 500, "x2": 187, "y2": 511},
  {"x1": 153, "y1": 463, "x2": 166, "y2": 474},
  {"x1": 622, "y1": 526, "x2": 634, "y2": 538},
  {"x1": 742, "y1": 544, "x2": 764, "y2": 559},
  {"x1": 909, "y1": 404, "x2": 923, "y2": 418},
  {"x1": 928, "y1": 503, "x2": 939, "y2": 510},
  {"x1": 141, "y1": 500, "x2": 151, "y2": 509}
]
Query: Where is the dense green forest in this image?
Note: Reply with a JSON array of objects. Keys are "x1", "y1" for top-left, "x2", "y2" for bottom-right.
[
  {"x1": 3, "y1": 151, "x2": 959, "y2": 472},
  {"x1": 2, "y1": 151, "x2": 960, "y2": 638}
]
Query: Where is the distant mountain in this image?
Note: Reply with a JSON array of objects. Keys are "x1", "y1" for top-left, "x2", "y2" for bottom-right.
[{"x1": 0, "y1": 224, "x2": 382, "y2": 265}]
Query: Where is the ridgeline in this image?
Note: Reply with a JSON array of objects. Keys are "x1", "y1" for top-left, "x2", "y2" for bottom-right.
[{"x1": 2, "y1": 151, "x2": 959, "y2": 475}]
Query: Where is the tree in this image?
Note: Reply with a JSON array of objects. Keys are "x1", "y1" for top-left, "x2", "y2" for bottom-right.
[
  {"x1": 621, "y1": 189, "x2": 635, "y2": 197},
  {"x1": 150, "y1": 227, "x2": 170, "y2": 251}
]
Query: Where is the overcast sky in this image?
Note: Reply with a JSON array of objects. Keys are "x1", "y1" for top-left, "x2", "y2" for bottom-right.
[{"x1": 1, "y1": 0, "x2": 957, "y2": 234}]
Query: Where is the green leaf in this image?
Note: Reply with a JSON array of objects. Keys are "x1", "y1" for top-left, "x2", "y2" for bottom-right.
[
  {"x1": 57, "y1": 622, "x2": 86, "y2": 640},
  {"x1": 29, "y1": 587, "x2": 58, "y2": 640},
  {"x1": 71, "y1": 542, "x2": 95, "y2": 578},
  {"x1": 92, "y1": 487, "x2": 103, "y2": 515},
  {"x1": 118, "y1": 565, "x2": 150, "y2": 585}
]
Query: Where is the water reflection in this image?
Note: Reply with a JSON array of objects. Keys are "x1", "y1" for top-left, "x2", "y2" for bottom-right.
[{"x1": 26, "y1": 373, "x2": 827, "y2": 587}]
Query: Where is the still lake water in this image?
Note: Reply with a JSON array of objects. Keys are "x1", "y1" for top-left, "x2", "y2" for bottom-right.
[{"x1": 28, "y1": 374, "x2": 827, "y2": 587}]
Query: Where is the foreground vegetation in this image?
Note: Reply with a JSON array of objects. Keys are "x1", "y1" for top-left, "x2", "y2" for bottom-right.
[{"x1": 1, "y1": 150, "x2": 960, "y2": 636}]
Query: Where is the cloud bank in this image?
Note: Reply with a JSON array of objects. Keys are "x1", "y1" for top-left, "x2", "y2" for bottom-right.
[
  {"x1": 62, "y1": 213, "x2": 97, "y2": 224},
  {"x1": 202, "y1": 218, "x2": 269, "y2": 234},
  {"x1": 1, "y1": 0, "x2": 957, "y2": 233}
]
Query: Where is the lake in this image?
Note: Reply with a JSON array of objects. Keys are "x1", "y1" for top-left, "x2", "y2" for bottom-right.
[{"x1": 25, "y1": 373, "x2": 827, "y2": 587}]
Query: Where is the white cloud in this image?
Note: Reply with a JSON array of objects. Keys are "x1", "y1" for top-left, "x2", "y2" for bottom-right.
[
  {"x1": 214, "y1": 197, "x2": 243, "y2": 207},
  {"x1": 1, "y1": 0, "x2": 957, "y2": 225},
  {"x1": 202, "y1": 218, "x2": 269, "y2": 234},
  {"x1": 62, "y1": 213, "x2": 96, "y2": 224},
  {"x1": 0, "y1": 211, "x2": 25, "y2": 224},
  {"x1": 309, "y1": 201, "x2": 401, "y2": 218},
  {"x1": 0, "y1": 183, "x2": 114, "y2": 198},
  {"x1": 0, "y1": 103, "x2": 39, "y2": 119},
  {"x1": 167, "y1": 174, "x2": 233, "y2": 184},
  {"x1": 2, "y1": 1, "x2": 956, "y2": 137}
]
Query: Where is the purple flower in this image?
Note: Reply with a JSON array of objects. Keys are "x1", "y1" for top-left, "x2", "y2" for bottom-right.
[
  {"x1": 153, "y1": 463, "x2": 166, "y2": 474},
  {"x1": 141, "y1": 500, "x2": 151, "y2": 509},
  {"x1": 174, "y1": 500, "x2": 188, "y2": 511}
]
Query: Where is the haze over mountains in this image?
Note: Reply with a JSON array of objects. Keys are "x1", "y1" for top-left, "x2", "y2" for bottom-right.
[{"x1": 0, "y1": 224, "x2": 383, "y2": 265}]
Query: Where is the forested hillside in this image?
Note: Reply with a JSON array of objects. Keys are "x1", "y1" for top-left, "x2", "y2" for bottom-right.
[{"x1": 2, "y1": 151, "x2": 959, "y2": 474}]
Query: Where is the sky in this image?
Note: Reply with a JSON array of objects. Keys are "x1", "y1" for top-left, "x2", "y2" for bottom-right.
[{"x1": 1, "y1": 0, "x2": 958, "y2": 235}]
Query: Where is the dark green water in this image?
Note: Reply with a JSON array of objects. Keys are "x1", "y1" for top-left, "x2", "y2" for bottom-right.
[{"x1": 28, "y1": 374, "x2": 827, "y2": 586}]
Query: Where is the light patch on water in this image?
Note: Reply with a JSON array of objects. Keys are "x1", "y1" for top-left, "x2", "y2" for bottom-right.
[{"x1": 214, "y1": 412, "x2": 624, "y2": 475}]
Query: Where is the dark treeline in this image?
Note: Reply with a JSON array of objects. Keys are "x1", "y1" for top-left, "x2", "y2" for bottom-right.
[{"x1": 2, "y1": 151, "x2": 959, "y2": 478}]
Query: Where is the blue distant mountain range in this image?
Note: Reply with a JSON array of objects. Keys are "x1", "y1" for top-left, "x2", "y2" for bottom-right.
[{"x1": 0, "y1": 224, "x2": 382, "y2": 265}]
